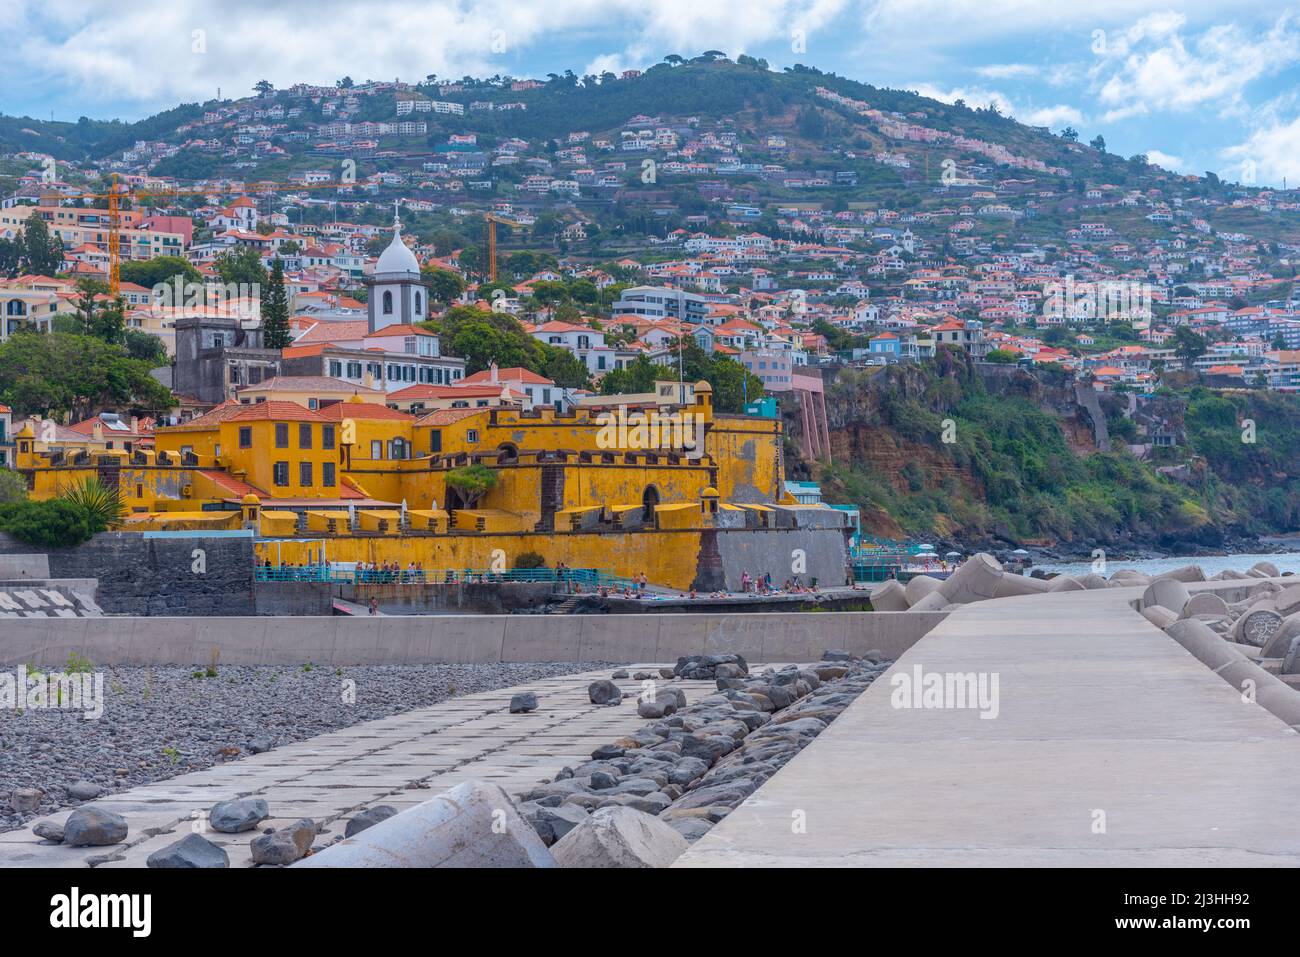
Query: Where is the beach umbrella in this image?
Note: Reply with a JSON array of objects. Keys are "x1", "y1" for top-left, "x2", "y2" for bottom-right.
[
  {"x1": 946, "y1": 551, "x2": 962, "y2": 558},
  {"x1": 1011, "y1": 548, "x2": 1029, "y2": 556}
]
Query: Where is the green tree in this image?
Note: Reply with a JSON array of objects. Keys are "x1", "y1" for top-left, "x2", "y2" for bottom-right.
[
  {"x1": 124, "y1": 329, "x2": 168, "y2": 365},
  {"x1": 118, "y1": 255, "x2": 201, "y2": 291},
  {"x1": 214, "y1": 247, "x2": 269, "y2": 290},
  {"x1": 421, "y1": 266, "x2": 465, "y2": 305},
  {"x1": 0, "y1": 468, "x2": 27, "y2": 504},
  {"x1": 0, "y1": 332, "x2": 173, "y2": 419},
  {"x1": 260, "y1": 257, "x2": 291, "y2": 349},
  {"x1": 540, "y1": 345, "x2": 591, "y2": 390},
  {"x1": 445, "y1": 464, "x2": 498, "y2": 508},
  {"x1": 15, "y1": 215, "x2": 65, "y2": 277},
  {"x1": 1174, "y1": 326, "x2": 1207, "y2": 369},
  {"x1": 599, "y1": 354, "x2": 664, "y2": 395}
]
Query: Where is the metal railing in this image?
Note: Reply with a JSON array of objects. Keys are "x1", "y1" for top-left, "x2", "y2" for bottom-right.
[{"x1": 254, "y1": 564, "x2": 634, "y2": 588}]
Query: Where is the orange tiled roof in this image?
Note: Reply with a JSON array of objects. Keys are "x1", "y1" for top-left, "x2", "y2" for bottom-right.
[{"x1": 226, "y1": 401, "x2": 325, "y2": 422}]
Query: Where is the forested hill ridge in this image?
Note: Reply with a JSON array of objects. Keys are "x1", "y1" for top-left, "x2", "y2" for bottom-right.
[
  {"x1": 799, "y1": 351, "x2": 1300, "y2": 557},
  {"x1": 1, "y1": 56, "x2": 1291, "y2": 242}
]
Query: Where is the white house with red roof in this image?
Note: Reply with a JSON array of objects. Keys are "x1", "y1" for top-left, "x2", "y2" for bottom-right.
[{"x1": 460, "y1": 364, "x2": 563, "y2": 410}]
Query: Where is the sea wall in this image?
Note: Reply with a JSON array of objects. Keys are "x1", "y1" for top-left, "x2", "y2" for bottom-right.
[{"x1": 0, "y1": 610, "x2": 945, "y2": 668}]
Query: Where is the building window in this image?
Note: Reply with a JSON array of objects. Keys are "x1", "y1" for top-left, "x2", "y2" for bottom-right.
[
  {"x1": 239, "y1": 427, "x2": 252, "y2": 448},
  {"x1": 466, "y1": 429, "x2": 479, "y2": 444},
  {"x1": 322, "y1": 424, "x2": 335, "y2": 449},
  {"x1": 273, "y1": 461, "x2": 289, "y2": 486},
  {"x1": 429, "y1": 429, "x2": 442, "y2": 453},
  {"x1": 371, "y1": 439, "x2": 383, "y2": 459},
  {"x1": 299, "y1": 461, "x2": 312, "y2": 486},
  {"x1": 322, "y1": 461, "x2": 336, "y2": 486},
  {"x1": 299, "y1": 423, "x2": 312, "y2": 448},
  {"x1": 275, "y1": 423, "x2": 289, "y2": 448},
  {"x1": 383, "y1": 290, "x2": 393, "y2": 314}
]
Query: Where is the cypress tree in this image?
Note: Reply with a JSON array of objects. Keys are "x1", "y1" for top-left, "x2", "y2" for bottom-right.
[{"x1": 261, "y1": 257, "x2": 291, "y2": 349}]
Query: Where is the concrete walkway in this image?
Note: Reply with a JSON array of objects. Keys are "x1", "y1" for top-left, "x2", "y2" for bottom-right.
[
  {"x1": 678, "y1": 584, "x2": 1300, "y2": 867},
  {"x1": 0, "y1": 665, "x2": 717, "y2": 868}
]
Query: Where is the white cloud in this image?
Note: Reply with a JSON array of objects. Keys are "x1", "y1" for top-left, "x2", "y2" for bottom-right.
[
  {"x1": 1223, "y1": 115, "x2": 1300, "y2": 187},
  {"x1": 4, "y1": 0, "x2": 845, "y2": 112},
  {"x1": 1143, "y1": 148, "x2": 1184, "y2": 171},
  {"x1": 912, "y1": 82, "x2": 1081, "y2": 130},
  {"x1": 1091, "y1": 13, "x2": 1300, "y2": 118},
  {"x1": 1022, "y1": 104, "x2": 1084, "y2": 128},
  {"x1": 974, "y1": 63, "x2": 1039, "y2": 79}
]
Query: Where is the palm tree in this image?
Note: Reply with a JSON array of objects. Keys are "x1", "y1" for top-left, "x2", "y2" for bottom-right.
[{"x1": 60, "y1": 477, "x2": 126, "y2": 532}]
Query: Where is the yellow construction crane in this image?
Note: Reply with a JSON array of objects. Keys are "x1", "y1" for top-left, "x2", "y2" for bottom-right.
[{"x1": 483, "y1": 212, "x2": 524, "y2": 283}]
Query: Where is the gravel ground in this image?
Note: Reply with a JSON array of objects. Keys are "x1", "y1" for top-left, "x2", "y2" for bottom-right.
[{"x1": 0, "y1": 662, "x2": 613, "y2": 833}]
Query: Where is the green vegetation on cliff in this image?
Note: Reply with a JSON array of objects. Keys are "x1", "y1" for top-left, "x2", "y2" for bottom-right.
[{"x1": 815, "y1": 354, "x2": 1299, "y2": 548}]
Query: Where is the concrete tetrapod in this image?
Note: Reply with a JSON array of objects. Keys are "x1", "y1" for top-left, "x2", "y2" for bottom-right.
[
  {"x1": 868, "y1": 579, "x2": 910, "y2": 611},
  {"x1": 991, "y1": 573, "x2": 1053, "y2": 598},
  {"x1": 1046, "y1": 574, "x2": 1086, "y2": 593},
  {"x1": 1141, "y1": 578, "x2": 1191, "y2": 615},
  {"x1": 1165, "y1": 619, "x2": 1300, "y2": 730},
  {"x1": 294, "y1": 780, "x2": 556, "y2": 868},
  {"x1": 937, "y1": 553, "x2": 1004, "y2": 604},
  {"x1": 1140, "y1": 605, "x2": 1178, "y2": 628},
  {"x1": 1154, "y1": 564, "x2": 1208, "y2": 584},
  {"x1": 1180, "y1": 593, "x2": 1229, "y2": 619},
  {"x1": 907, "y1": 589, "x2": 950, "y2": 613},
  {"x1": 1273, "y1": 585, "x2": 1300, "y2": 617},
  {"x1": 903, "y1": 575, "x2": 945, "y2": 607},
  {"x1": 1261, "y1": 614, "x2": 1300, "y2": 658}
]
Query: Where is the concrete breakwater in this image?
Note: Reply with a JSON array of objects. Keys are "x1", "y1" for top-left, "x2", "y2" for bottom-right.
[
  {"x1": 677, "y1": 555, "x2": 1300, "y2": 867},
  {"x1": 0, "y1": 610, "x2": 945, "y2": 669}
]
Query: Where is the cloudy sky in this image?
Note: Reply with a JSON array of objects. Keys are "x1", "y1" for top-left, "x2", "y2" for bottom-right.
[{"x1": 5, "y1": 0, "x2": 1300, "y2": 186}]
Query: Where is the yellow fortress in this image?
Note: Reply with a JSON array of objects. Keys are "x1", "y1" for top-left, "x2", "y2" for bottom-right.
[{"x1": 13, "y1": 380, "x2": 849, "y2": 591}]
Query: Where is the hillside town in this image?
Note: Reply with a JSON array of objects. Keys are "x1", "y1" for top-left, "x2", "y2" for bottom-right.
[{"x1": 0, "y1": 58, "x2": 1297, "y2": 478}]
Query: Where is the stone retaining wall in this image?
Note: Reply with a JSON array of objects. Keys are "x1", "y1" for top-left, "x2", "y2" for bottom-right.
[{"x1": 0, "y1": 532, "x2": 254, "y2": 616}]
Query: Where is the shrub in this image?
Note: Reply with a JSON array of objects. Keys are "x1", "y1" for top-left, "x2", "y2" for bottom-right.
[
  {"x1": 0, "y1": 499, "x2": 95, "y2": 548},
  {"x1": 514, "y1": 551, "x2": 546, "y2": 569}
]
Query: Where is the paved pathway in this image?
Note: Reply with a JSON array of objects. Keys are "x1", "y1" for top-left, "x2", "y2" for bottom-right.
[
  {"x1": 0, "y1": 665, "x2": 716, "y2": 868},
  {"x1": 678, "y1": 583, "x2": 1300, "y2": 867}
]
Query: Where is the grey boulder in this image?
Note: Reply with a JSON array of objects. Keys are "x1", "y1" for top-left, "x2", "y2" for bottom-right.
[
  {"x1": 147, "y1": 833, "x2": 230, "y2": 869},
  {"x1": 345, "y1": 805, "x2": 399, "y2": 837},
  {"x1": 551, "y1": 806, "x2": 689, "y2": 868},
  {"x1": 250, "y1": 818, "x2": 316, "y2": 866},
  {"x1": 209, "y1": 798, "x2": 270, "y2": 833},
  {"x1": 63, "y1": 808, "x2": 128, "y2": 847}
]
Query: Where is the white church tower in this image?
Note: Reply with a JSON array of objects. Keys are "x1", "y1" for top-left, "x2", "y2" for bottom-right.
[{"x1": 366, "y1": 206, "x2": 427, "y2": 332}]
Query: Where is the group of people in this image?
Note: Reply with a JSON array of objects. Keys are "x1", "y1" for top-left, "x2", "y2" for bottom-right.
[
  {"x1": 739, "y1": 571, "x2": 818, "y2": 595},
  {"x1": 594, "y1": 572, "x2": 650, "y2": 599},
  {"x1": 353, "y1": 561, "x2": 427, "y2": 584},
  {"x1": 257, "y1": 560, "x2": 324, "y2": 581}
]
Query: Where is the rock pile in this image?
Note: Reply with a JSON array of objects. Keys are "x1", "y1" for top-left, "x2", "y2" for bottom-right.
[{"x1": 517, "y1": 652, "x2": 891, "y2": 847}]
